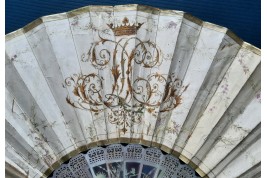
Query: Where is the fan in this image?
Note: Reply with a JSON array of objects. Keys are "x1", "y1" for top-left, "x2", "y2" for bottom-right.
[{"x1": 5, "y1": 4, "x2": 260, "y2": 178}]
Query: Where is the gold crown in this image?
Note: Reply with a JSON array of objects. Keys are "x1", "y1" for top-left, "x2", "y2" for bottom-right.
[{"x1": 107, "y1": 17, "x2": 144, "y2": 36}]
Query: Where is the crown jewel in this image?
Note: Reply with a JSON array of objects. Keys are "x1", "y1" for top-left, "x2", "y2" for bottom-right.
[{"x1": 107, "y1": 17, "x2": 144, "y2": 36}]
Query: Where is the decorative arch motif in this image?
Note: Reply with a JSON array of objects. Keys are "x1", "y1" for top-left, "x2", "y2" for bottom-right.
[{"x1": 50, "y1": 144, "x2": 200, "y2": 178}]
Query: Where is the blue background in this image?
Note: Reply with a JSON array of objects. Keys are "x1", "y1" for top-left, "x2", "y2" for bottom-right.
[{"x1": 6, "y1": 0, "x2": 260, "y2": 48}]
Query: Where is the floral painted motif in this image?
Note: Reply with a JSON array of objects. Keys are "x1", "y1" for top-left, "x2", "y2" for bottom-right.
[
  {"x1": 167, "y1": 21, "x2": 178, "y2": 29},
  {"x1": 256, "y1": 91, "x2": 261, "y2": 103},
  {"x1": 166, "y1": 120, "x2": 180, "y2": 135},
  {"x1": 238, "y1": 53, "x2": 250, "y2": 74}
]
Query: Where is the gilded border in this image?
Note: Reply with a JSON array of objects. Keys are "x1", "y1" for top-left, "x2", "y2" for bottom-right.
[
  {"x1": 67, "y1": 6, "x2": 90, "y2": 18},
  {"x1": 114, "y1": 4, "x2": 138, "y2": 11},
  {"x1": 243, "y1": 42, "x2": 261, "y2": 55},
  {"x1": 4, "y1": 3, "x2": 262, "y2": 58},
  {"x1": 183, "y1": 13, "x2": 203, "y2": 25}
]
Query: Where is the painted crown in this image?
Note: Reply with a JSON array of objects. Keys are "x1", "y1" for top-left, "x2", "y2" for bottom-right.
[{"x1": 107, "y1": 17, "x2": 144, "y2": 36}]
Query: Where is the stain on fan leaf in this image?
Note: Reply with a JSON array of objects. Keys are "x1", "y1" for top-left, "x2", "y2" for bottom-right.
[
  {"x1": 146, "y1": 122, "x2": 152, "y2": 135},
  {"x1": 11, "y1": 98, "x2": 15, "y2": 113},
  {"x1": 10, "y1": 54, "x2": 17, "y2": 62}
]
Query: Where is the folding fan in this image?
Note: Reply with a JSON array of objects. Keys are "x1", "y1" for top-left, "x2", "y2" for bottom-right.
[{"x1": 5, "y1": 4, "x2": 261, "y2": 178}]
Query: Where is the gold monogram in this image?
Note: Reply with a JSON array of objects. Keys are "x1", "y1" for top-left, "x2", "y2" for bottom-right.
[{"x1": 64, "y1": 18, "x2": 188, "y2": 134}]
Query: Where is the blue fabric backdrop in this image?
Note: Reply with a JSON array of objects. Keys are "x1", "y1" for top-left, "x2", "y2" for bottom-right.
[{"x1": 5, "y1": 0, "x2": 260, "y2": 48}]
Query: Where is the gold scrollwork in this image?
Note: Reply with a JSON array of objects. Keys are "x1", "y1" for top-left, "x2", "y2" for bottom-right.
[{"x1": 64, "y1": 17, "x2": 188, "y2": 134}]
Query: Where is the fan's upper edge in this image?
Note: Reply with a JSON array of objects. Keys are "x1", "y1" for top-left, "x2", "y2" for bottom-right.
[{"x1": 5, "y1": 4, "x2": 260, "y2": 55}]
